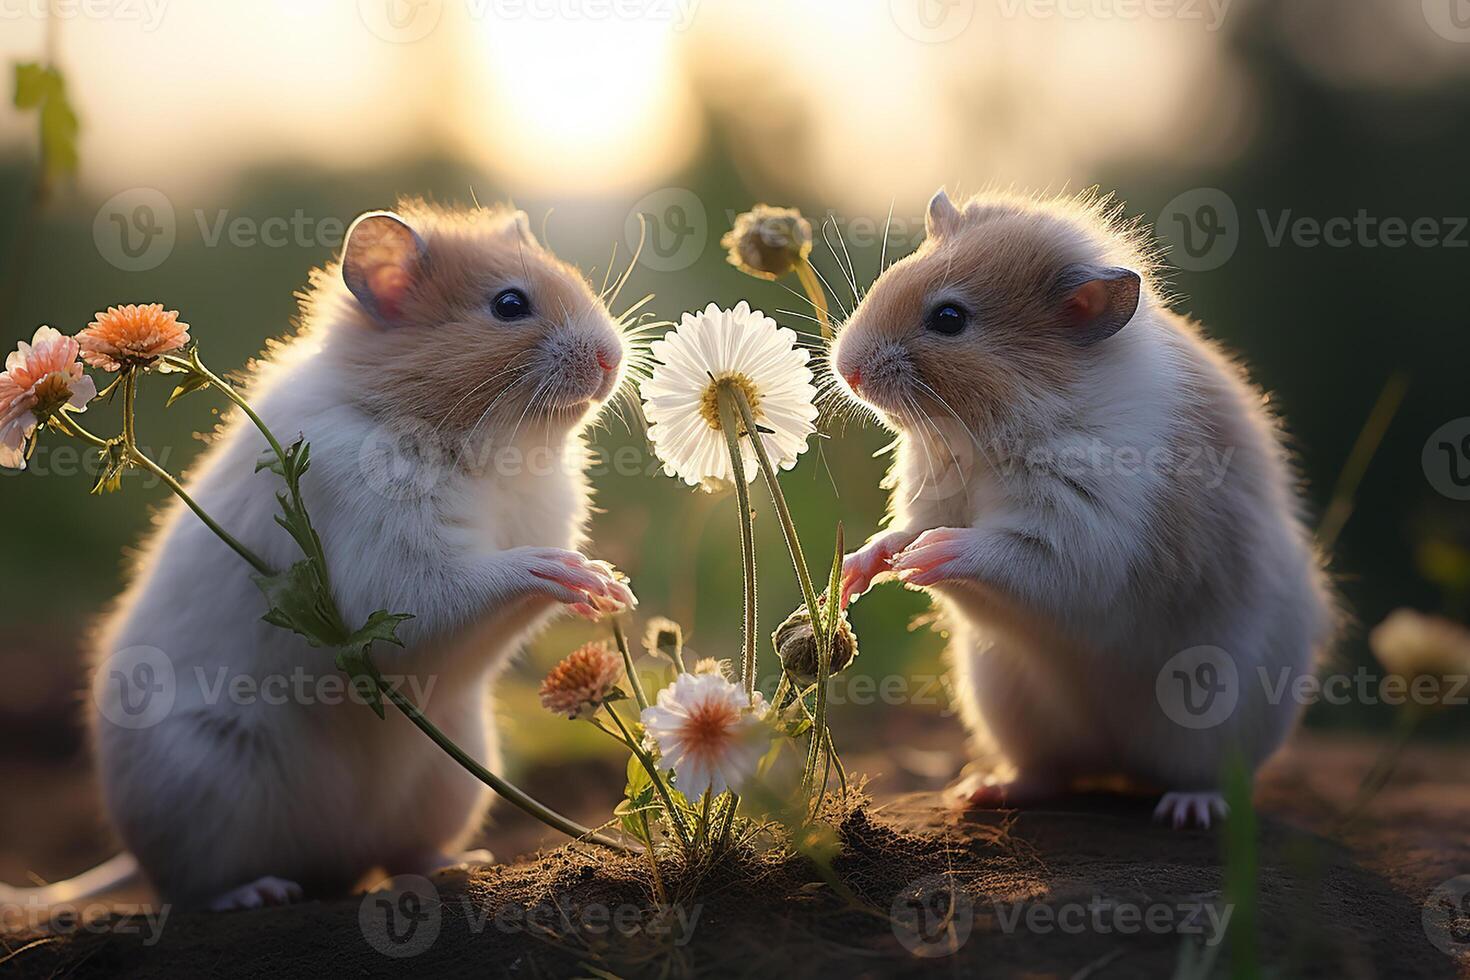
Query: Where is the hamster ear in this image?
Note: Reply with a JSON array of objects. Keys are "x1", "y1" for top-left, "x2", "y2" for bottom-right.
[
  {"x1": 342, "y1": 211, "x2": 427, "y2": 326},
  {"x1": 509, "y1": 210, "x2": 537, "y2": 246},
  {"x1": 925, "y1": 189, "x2": 962, "y2": 239},
  {"x1": 1056, "y1": 264, "x2": 1141, "y2": 345}
]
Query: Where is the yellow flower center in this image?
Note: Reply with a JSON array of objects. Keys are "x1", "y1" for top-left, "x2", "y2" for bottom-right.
[
  {"x1": 699, "y1": 374, "x2": 763, "y2": 433},
  {"x1": 30, "y1": 372, "x2": 74, "y2": 419}
]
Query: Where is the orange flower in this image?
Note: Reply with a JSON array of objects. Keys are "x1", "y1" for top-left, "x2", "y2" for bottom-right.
[
  {"x1": 77, "y1": 304, "x2": 190, "y2": 372},
  {"x1": 539, "y1": 642, "x2": 625, "y2": 720}
]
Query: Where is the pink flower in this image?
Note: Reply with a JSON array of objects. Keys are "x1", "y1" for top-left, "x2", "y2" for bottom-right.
[
  {"x1": 539, "y1": 643, "x2": 626, "y2": 720},
  {"x1": 0, "y1": 326, "x2": 97, "y2": 470}
]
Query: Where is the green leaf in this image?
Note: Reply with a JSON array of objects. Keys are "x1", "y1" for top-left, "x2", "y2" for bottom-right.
[
  {"x1": 13, "y1": 63, "x2": 78, "y2": 184},
  {"x1": 88, "y1": 441, "x2": 128, "y2": 495},
  {"x1": 253, "y1": 560, "x2": 344, "y2": 648},
  {"x1": 165, "y1": 374, "x2": 212, "y2": 407},
  {"x1": 824, "y1": 522, "x2": 844, "y2": 641},
  {"x1": 343, "y1": 609, "x2": 413, "y2": 651}
]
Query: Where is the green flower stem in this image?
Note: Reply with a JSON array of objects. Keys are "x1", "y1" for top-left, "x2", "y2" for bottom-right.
[
  {"x1": 1335, "y1": 703, "x2": 1427, "y2": 832},
  {"x1": 729, "y1": 388, "x2": 833, "y2": 791},
  {"x1": 792, "y1": 258, "x2": 831, "y2": 339},
  {"x1": 716, "y1": 386, "x2": 759, "y2": 696},
  {"x1": 53, "y1": 407, "x2": 272, "y2": 577},
  {"x1": 57, "y1": 368, "x2": 623, "y2": 855},
  {"x1": 605, "y1": 704, "x2": 693, "y2": 851},
  {"x1": 717, "y1": 793, "x2": 739, "y2": 848},
  {"x1": 698, "y1": 791, "x2": 713, "y2": 847},
  {"x1": 161, "y1": 353, "x2": 288, "y2": 461},
  {"x1": 379, "y1": 681, "x2": 630, "y2": 852},
  {"x1": 611, "y1": 619, "x2": 650, "y2": 712}
]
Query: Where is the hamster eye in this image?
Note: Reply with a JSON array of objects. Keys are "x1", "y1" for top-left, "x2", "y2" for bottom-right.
[
  {"x1": 926, "y1": 302, "x2": 968, "y2": 335},
  {"x1": 492, "y1": 288, "x2": 532, "y2": 321}
]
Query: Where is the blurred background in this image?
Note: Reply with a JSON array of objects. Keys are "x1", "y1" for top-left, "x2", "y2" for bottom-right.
[{"x1": 1, "y1": 0, "x2": 1468, "y2": 873}]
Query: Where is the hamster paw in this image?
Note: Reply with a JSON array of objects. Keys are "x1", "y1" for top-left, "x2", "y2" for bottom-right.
[
  {"x1": 840, "y1": 530, "x2": 921, "y2": 607},
  {"x1": 510, "y1": 547, "x2": 637, "y2": 620},
  {"x1": 891, "y1": 527, "x2": 977, "y2": 588},
  {"x1": 952, "y1": 772, "x2": 1065, "y2": 810},
  {"x1": 206, "y1": 876, "x2": 304, "y2": 912},
  {"x1": 1153, "y1": 792, "x2": 1229, "y2": 829}
]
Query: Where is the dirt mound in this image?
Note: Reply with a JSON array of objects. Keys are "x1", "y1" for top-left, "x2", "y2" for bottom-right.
[{"x1": 3, "y1": 774, "x2": 1462, "y2": 979}]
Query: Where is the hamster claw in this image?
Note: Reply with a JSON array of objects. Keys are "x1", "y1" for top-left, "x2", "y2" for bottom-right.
[
  {"x1": 1153, "y1": 791, "x2": 1228, "y2": 829},
  {"x1": 206, "y1": 876, "x2": 304, "y2": 912}
]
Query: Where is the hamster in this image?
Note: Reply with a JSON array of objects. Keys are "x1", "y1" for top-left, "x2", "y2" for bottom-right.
[
  {"x1": 7, "y1": 201, "x2": 637, "y2": 911},
  {"x1": 832, "y1": 189, "x2": 1335, "y2": 828}
]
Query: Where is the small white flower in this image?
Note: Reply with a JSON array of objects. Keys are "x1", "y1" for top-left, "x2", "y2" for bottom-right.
[
  {"x1": 640, "y1": 301, "x2": 817, "y2": 489},
  {"x1": 640, "y1": 672, "x2": 772, "y2": 797}
]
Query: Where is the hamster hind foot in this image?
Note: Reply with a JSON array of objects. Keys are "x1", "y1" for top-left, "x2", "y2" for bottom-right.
[
  {"x1": 206, "y1": 876, "x2": 305, "y2": 912},
  {"x1": 1153, "y1": 792, "x2": 1228, "y2": 830},
  {"x1": 950, "y1": 770, "x2": 1069, "y2": 810}
]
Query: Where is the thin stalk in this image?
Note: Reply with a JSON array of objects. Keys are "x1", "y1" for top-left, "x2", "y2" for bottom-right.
[
  {"x1": 716, "y1": 386, "x2": 759, "y2": 696},
  {"x1": 380, "y1": 682, "x2": 630, "y2": 852},
  {"x1": 606, "y1": 705, "x2": 693, "y2": 851},
  {"x1": 730, "y1": 388, "x2": 832, "y2": 789},
  {"x1": 126, "y1": 448, "x2": 273, "y2": 576},
  {"x1": 717, "y1": 793, "x2": 739, "y2": 848},
  {"x1": 1317, "y1": 371, "x2": 1408, "y2": 554},
  {"x1": 611, "y1": 619, "x2": 650, "y2": 712},
  {"x1": 161, "y1": 353, "x2": 288, "y2": 461},
  {"x1": 698, "y1": 791, "x2": 713, "y2": 848},
  {"x1": 638, "y1": 812, "x2": 667, "y2": 904},
  {"x1": 793, "y1": 258, "x2": 831, "y2": 338}
]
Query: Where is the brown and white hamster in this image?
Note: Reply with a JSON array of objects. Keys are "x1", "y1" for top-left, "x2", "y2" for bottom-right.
[
  {"x1": 832, "y1": 189, "x2": 1335, "y2": 827},
  {"x1": 6, "y1": 200, "x2": 637, "y2": 910}
]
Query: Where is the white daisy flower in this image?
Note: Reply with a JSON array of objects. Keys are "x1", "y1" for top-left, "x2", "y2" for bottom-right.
[
  {"x1": 640, "y1": 672, "x2": 772, "y2": 798},
  {"x1": 640, "y1": 301, "x2": 817, "y2": 489}
]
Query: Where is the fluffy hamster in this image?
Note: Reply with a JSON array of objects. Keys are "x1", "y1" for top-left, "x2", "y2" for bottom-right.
[
  {"x1": 13, "y1": 201, "x2": 637, "y2": 910},
  {"x1": 832, "y1": 189, "x2": 1335, "y2": 827}
]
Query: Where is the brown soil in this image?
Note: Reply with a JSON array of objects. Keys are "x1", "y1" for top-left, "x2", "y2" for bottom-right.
[{"x1": 1, "y1": 734, "x2": 1466, "y2": 979}]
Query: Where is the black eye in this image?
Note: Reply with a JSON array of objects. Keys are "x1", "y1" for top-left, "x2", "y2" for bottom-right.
[
  {"x1": 492, "y1": 288, "x2": 532, "y2": 320},
  {"x1": 927, "y1": 303, "x2": 967, "y2": 335}
]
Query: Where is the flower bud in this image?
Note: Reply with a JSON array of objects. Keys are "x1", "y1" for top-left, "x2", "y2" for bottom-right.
[
  {"x1": 721, "y1": 205, "x2": 813, "y2": 281},
  {"x1": 772, "y1": 596, "x2": 857, "y2": 682}
]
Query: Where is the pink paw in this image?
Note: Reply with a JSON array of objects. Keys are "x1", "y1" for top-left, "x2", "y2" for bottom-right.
[
  {"x1": 512, "y1": 548, "x2": 637, "y2": 621},
  {"x1": 952, "y1": 772, "x2": 1065, "y2": 810},
  {"x1": 1153, "y1": 792, "x2": 1228, "y2": 829},
  {"x1": 891, "y1": 527, "x2": 975, "y2": 588},
  {"x1": 207, "y1": 876, "x2": 304, "y2": 912},
  {"x1": 840, "y1": 530, "x2": 921, "y2": 608}
]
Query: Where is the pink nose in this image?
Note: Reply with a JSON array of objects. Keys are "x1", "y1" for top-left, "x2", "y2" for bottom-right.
[
  {"x1": 843, "y1": 367, "x2": 863, "y2": 391},
  {"x1": 596, "y1": 349, "x2": 618, "y2": 373}
]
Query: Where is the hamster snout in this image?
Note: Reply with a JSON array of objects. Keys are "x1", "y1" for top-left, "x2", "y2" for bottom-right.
[{"x1": 539, "y1": 315, "x2": 625, "y2": 409}]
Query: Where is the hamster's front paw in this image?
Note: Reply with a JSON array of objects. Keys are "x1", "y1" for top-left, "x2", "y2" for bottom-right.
[
  {"x1": 891, "y1": 527, "x2": 978, "y2": 588},
  {"x1": 841, "y1": 529, "x2": 923, "y2": 607},
  {"x1": 504, "y1": 547, "x2": 637, "y2": 621}
]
